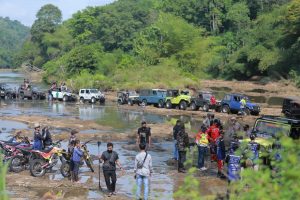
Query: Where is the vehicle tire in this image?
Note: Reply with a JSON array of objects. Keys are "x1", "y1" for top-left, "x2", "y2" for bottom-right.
[
  {"x1": 222, "y1": 105, "x2": 230, "y2": 114},
  {"x1": 142, "y1": 99, "x2": 147, "y2": 106},
  {"x1": 128, "y1": 99, "x2": 133, "y2": 106},
  {"x1": 6, "y1": 93, "x2": 12, "y2": 100},
  {"x1": 158, "y1": 100, "x2": 164, "y2": 108},
  {"x1": 30, "y1": 159, "x2": 46, "y2": 177},
  {"x1": 19, "y1": 92, "x2": 24, "y2": 100},
  {"x1": 80, "y1": 97, "x2": 84, "y2": 103},
  {"x1": 85, "y1": 158, "x2": 94, "y2": 172},
  {"x1": 179, "y1": 101, "x2": 187, "y2": 110},
  {"x1": 191, "y1": 102, "x2": 199, "y2": 111},
  {"x1": 91, "y1": 97, "x2": 96, "y2": 104},
  {"x1": 118, "y1": 99, "x2": 122, "y2": 105},
  {"x1": 32, "y1": 93, "x2": 38, "y2": 100},
  {"x1": 245, "y1": 108, "x2": 251, "y2": 115},
  {"x1": 60, "y1": 162, "x2": 71, "y2": 177},
  {"x1": 63, "y1": 95, "x2": 68, "y2": 102},
  {"x1": 203, "y1": 103, "x2": 209, "y2": 112},
  {"x1": 166, "y1": 100, "x2": 172, "y2": 109},
  {"x1": 10, "y1": 155, "x2": 25, "y2": 173}
]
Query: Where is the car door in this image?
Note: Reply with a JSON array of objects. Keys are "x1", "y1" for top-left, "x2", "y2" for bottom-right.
[{"x1": 230, "y1": 95, "x2": 241, "y2": 111}]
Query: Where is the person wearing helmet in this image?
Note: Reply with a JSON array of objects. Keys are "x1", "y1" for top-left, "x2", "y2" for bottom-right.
[
  {"x1": 206, "y1": 118, "x2": 221, "y2": 162},
  {"x1": 33, "y1": 123, "x2": 43, "y2": 150},
  {"x1": 247, "y1": 134, "x2": 260, "y2": 171},
  {"x1": 225, "y1": 142, "x2": 242, "y2": 183}
]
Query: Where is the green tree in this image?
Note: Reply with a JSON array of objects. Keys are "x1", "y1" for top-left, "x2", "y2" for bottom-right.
[{"x1": 31, "y1": 4, "x2": 62, "y2": 42}]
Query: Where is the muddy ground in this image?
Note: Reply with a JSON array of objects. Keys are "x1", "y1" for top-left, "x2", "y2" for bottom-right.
[{"x1": 1, "y1": 78, "x2": 298, "y2": 200}]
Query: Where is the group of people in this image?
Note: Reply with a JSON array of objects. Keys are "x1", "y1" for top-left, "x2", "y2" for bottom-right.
[{"x1": 173, "y1": 113, "x2": 261, "y2": 182}]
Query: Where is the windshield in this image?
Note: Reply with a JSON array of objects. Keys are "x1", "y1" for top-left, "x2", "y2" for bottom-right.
[
  {"x1": 128, "y1": 91, "x2": 138, "y2": 96},
  {"x1": 254, "y1": 120, "x2": 291, "y2": 138},
  {"x1": 202, "y1": 93, "x2": 212, "y2": 100},
  {"x1": 90, "y1": 89, "x2": 99, "y2": 93}
]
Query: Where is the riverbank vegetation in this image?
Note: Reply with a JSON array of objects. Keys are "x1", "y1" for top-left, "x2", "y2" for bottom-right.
[{"x1": 11, "y1": 0, "x2": 300, "y2": 90}]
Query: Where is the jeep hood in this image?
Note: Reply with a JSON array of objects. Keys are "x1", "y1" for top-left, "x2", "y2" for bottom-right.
[{"x1": 246, "y1": 102, "x2": 258, "y2": 107}]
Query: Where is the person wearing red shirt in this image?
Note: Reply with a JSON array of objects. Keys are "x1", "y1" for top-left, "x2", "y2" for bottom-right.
[{"x1": 206, "y1": 119, "x2": 221, "y2": 162}]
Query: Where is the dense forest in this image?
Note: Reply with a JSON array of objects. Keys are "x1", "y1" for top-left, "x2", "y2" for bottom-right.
[
  {"x1": 0, "y1": 17, "x2": 29, "y2": 68},
  {"x1": 12, "y1": 0, "x2": 300, "y2": 89}
]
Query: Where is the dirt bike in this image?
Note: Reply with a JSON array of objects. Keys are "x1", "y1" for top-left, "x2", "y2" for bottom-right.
[
  {"x1": 60, "y1": 140, "x2": 94, "y2": 178},
  {"x1": 29, "y1": 140, "x2": 64, "y2": 177},
  {"x1": 9, "y1": 140, "x2": 62, "y2": 173}
]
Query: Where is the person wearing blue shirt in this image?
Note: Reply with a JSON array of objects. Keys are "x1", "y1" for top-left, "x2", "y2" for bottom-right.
[
  {"x1": 71, "y1": 140, "x2": 84, "y2": 183},
  {"x1": 33, "y1": 123, "x2": 43, "y2": 150},
  {"x1": 226, "y1": 143, "x2": 241, "y2": 183},
  {"x1": 247, "y1": 134, "x2": 260, "y2": 171}
]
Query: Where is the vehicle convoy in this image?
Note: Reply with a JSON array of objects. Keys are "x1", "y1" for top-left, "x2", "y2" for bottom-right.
[
  {"x1": 190, "y1": 91, "x2": 221, "y2": 112},
  {"x1": 50, "y1": 86, "x2": 76, "y2": 102},
  {"x1": 282, "y1": 97, "x2": 300, "y2": 119},
  {"x1": 79, "y1": 89, "x2": 105, "y2": 104},
  {"x1": 165, "y1": 89, "x2": 191, "y2": 110},
  {"x1": 220, "y1": 93, "x2": 260, "y2": 115},
  {"x1": 18, "y1": 84, "x2": 46, "y2": 100},
  {"x1": 139, "y1": 89, "x2": 167, "y2": 108},
  {"x1": 0, "y1": 84, "x2": 17, "y2": 99},
  {"x1": 117, "y1": 91, "x2": 140, "y2": 106}
]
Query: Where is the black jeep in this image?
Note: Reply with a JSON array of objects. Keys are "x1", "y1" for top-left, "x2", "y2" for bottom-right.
[
  {"x1": 190, "y1": 91, "x2": 221, "y2": 112},
  {"x1": 282, "y1": 97, "x2": 300, "y2": 119},
  {"x1": 18, "y1": 84, "x2": 46, "y2": 100},
  {"x1": 0, "y1": 84, "x2": 17, "y2": 99}
]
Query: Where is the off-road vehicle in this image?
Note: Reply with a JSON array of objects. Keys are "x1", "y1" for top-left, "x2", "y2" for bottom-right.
[
  {"x1": 79, "y1": 89, "x2": 105, "y2": 104},
  {"x1": 221, "y1": 93, "x2": 260, "y2": 115},
  {"x1": 18, "y1": 84, "x2": 46, "y2": 100},
  {"x1": 50, "y1": 86, "x2": 76, "y2": 102},
  {"x1": 139, "y1": 89, "x2": 166, "y2": 108},
  {"x1": 117, "y1": 91, "x2": 140, "y2": 106},
  {"x1": 190, "y1": 91, "x2": 221, "y2": 112},
  {"x1": 282, "y1": 97, "x2": 300, "y2": 119},
  {"x1": 165, "y1": 89, "x2": 191, "y2": 110}
]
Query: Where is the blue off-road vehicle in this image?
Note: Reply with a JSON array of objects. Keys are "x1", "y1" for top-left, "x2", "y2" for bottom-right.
[
  {"x1": 139, "y1": 89, "x2": 167, "y2": 108},
  {"x1": 221, "y1": 93, "x2": 260, "y2": 115}
]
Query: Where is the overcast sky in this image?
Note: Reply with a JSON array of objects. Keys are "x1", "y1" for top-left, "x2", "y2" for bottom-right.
[{"x1": 0, "y1": 0, "x2": 115, "y2": 27}]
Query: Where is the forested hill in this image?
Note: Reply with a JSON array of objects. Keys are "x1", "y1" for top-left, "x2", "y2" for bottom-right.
[
  {"x1": 0, "y1": 17, "x2": 29, "y2": 67},
  {"x1": 16, "y1": 0, "x2": 300, "y2": 90}
]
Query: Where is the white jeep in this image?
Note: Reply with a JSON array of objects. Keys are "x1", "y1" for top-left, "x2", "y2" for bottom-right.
[
  {"x1": 79, "y1": 89, "x2": 105, "y2": 104},
  {"x1": 51, "y1": 86, "x2": 76, "y2": 102}
]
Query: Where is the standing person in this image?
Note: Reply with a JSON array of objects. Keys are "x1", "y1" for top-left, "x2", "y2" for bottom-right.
[
  {"x1": 247, "y1": 134, "x2": 260, "y2": 171},
  {"x1": 195, "y1": 126, "x2": 209, "y2": 171},
  {"x1": 176, "y1": 122, "x2": 190, "y2": 173},
  {"x1": 216, "y1": 132, "x2": 226, "y2": 179},
  {"x1": 202, "y1": 113, "x2": 214, "y2": 131},
  {"x1": 137, "y1": 121, "x2": 151, "y2": 148},
  {"x1": 228, "y1": 117, "x2": 241, "y2": 138},
  {"x1": 71, "y1": 140, "x2": 83, "y2": 183},
  {"x1": 225, "y1": 143, "x2": 241, "y2": 183},
  {"x1": 68, "y1": 129, "x2": 78, "y2": 153},
  {"x1": 33, "y1": 123, "x2": 43, "y2": 150},
  {"x1": 240, "y1": 97, "x2": 247, "y2": 115},
  {"x1": 172, "y1": 120, "x2": 181, "y2": 160},
  {"x1": 206, "y1": 119, "x2": 221, "y2": 162},
  {"x1": 100, "y1": 143, "x2": 125, "y2": 197},
  {"x1": 134, "y1": 143, "x2": 153, "y2": 200},
  {"x1": 42, "y1": 126, "x2": 52, "y2": 149}
]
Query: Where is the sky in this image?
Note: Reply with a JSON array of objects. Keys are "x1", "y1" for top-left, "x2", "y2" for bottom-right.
[{"x1": 0, "y1": 0, "x2": 115, "y2": 26}]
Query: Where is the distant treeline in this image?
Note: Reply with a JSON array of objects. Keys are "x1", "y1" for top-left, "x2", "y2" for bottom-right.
[{"x1": 9, "y1": 0, "x2": 300, "y2": 89}]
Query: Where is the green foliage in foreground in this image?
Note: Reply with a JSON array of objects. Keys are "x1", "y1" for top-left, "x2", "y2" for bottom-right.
[
  {"x1": 0, "y1": 156, "x2": 8, "y2": 200},
  {"x1": 174, "y1": 137, "x2": 300, "y2": 200},
  {"x1": 12, "y1": 0, "x2": 300, "y2": 89}
]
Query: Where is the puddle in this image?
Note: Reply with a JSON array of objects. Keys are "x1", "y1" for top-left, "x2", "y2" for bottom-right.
[
  {"x1": 0, "y1": 120, "x2": 29, "y2": 141},
  {"x1": 247, "y1": 95, "x2": 267, "y2": 103},
  {"x1": 268, "y1": 96, "x2": 284, "y2": 106}
]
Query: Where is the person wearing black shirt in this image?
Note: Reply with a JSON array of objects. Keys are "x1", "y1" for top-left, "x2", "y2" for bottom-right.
[
  {"x1": 42, "y1": 126, "x2": 52, "y2": 149},
  {"x1": 137, "y1": 121, "x2": 151, "y2": 148},
  {"x1": 100, "y1": 143, "x2": 124, "y2": 197}
]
